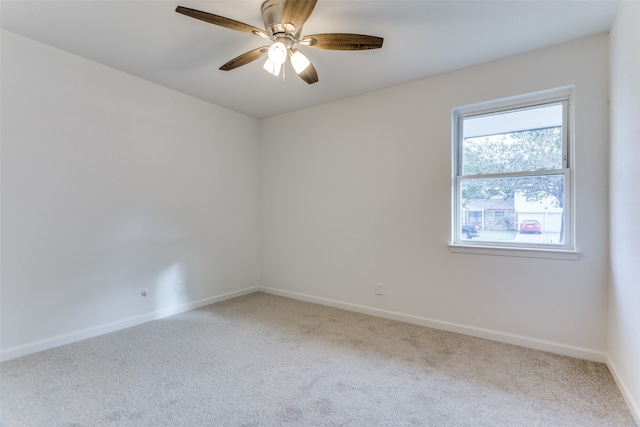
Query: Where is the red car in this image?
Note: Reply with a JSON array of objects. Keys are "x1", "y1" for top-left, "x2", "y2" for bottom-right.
[{"x1": 520, "y1": 220, "x2": 542, "y2": 234}]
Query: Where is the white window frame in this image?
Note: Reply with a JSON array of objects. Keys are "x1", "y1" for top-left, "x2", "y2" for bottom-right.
[{"x1": 449, "y1": 88, "x2": 579, "y2": 260}]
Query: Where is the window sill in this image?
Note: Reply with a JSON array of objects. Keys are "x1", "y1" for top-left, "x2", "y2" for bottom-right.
[{"x1": 448, "y1": 244, "x2": 580, "y2": 260}]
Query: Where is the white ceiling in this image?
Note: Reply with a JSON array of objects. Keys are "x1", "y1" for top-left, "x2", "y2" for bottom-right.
[{"x1": 1, "y1": 1, "x2": 620, "y2": 119}]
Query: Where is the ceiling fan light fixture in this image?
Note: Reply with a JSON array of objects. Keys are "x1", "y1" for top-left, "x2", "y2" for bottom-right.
[
  {"x1": 176, "y1": 1, "x2": 383, "y2": 85},
  {"x1": 290, "y1": 49, "x2": 311, "y2": 74},
  {"x1": 267, "y1": 41, "x2": 288, "y2": 65},
  {"x1": 263, "y1": 57, "x2": 282, "y2": 76}
]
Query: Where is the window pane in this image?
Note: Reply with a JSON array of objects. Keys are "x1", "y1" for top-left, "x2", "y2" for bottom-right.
[
  {"x1": 462, "y1": 104, "x2": 563, "y2": 175},
  {"x1": 460, "y1": 174, "x2": 565, "y2": 244}
]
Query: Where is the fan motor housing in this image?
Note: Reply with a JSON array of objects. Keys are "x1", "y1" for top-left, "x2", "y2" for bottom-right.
[{"x1": 261, "y1": 0, "x2": 300, "y2": 38}]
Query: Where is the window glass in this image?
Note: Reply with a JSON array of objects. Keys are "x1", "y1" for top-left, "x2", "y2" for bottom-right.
[{"x1": 460, "y1": 174, "x2": 566, "y2": 245}]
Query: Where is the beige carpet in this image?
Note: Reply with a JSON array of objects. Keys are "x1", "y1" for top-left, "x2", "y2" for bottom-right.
[{"x1": 0, "y1": 292, "x2": 635, "y2": 426}]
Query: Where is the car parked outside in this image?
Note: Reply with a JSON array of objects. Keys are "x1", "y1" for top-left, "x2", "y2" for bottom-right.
[
  {"x1": 520, "y1": 220, "x2": 542, "y2": 234},
  {"x1": 462, "y1": 224, "x2": 479, "y2": 239}
]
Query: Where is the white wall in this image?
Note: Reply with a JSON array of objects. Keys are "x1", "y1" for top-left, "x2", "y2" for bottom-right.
[
  {"x1": 609, "y1": 1, "x2": 640, "y2": 422},
  {"x1": 0, "y1": 30, "x2": 260, "y2": 360},
  {"x1": 260, "y1": 34, "x2": 610, "y2": 360}
]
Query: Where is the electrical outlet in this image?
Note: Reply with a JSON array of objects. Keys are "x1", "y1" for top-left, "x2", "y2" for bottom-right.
[
  {"x1": 175, "y1": 281, "x2": 184, "y2": 292},
  {"x1": 376, "y1": 282, "x2": 384, "y2": 295}
]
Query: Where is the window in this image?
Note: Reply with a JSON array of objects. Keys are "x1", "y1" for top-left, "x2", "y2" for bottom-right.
[{"x1": 451, "y1": 88, "x2": 575, "y2": 256}]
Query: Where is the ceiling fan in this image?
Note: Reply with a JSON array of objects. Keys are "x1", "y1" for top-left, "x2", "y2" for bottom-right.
[{"x1": 176, "y1": 0, "x2": 384, "y2": 84}]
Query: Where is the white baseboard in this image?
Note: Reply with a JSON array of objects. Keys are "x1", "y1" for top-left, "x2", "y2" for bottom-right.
[
  {"x1": 0, "y1": 286, "x2": 259, "y2": 362},
  {"x1": 258, "y1": 286, "x2": 607, "y2": 363},
  {"x1": 5, "y1": 285, "x2": 607, "y2": 365},
  {"x1": 606, "y1": 356, "x2": 640, "y2": 426}
]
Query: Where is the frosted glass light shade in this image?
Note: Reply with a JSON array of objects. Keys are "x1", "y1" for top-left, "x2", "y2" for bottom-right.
[
  {"x1": 290, "y1": 50, "x2": 310, "y2": 74},
  {"x1": 263, "y1": 58, "x2": 282, "y2": 76},
  {"x1": 267, "y1": 42, "x2": 287, "y2": 65}
]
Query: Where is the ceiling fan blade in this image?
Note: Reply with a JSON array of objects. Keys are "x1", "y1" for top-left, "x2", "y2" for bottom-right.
[
  {"x1": 176, "y1": 6, "x2": 268, "y2": 37},
  {"x1": 296, "y1": 60, "x2": 318, "y2": 85},
  {"x1": 302, "y1": 33, "x2": 384, "y2": 50},
  {"x1": 220, "y1": 47, "x2": 269, "y2": 71},
  {"x1": 281, "y1": 0, "x2": 317, "y2": 32}
]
